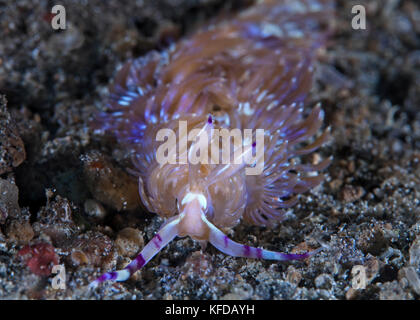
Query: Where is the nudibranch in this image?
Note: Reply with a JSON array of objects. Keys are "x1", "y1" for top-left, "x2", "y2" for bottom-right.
[{"x1": 91, "y1": 0, "x2": 334, "y2": 287}]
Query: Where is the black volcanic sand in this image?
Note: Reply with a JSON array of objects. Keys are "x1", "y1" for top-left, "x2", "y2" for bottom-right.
[{"x1": 0, "y1": 0, "x2": 419, "y2": 299}]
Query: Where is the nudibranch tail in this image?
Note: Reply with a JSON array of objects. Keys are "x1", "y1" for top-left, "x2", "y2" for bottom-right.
[
  {"x1": 89, "y1": 216, "x2": 180, "y2": 288},
  {"x1": 203, "y1": 214, "x2": 320, "y2": 261}
]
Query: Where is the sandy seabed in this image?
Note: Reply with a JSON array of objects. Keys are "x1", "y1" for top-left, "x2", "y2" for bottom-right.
[{"x1": 0, "y1": 0, "x2": 419, "y2": 299}]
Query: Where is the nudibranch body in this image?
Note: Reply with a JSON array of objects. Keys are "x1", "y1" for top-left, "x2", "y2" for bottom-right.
[{"x1": 91, "y1": 0, "x2": 334, "y2": 286}]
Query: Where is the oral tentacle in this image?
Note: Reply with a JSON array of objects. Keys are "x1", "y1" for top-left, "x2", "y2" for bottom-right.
[
  {"x1": 188, "y1": 115, "x2": 214, "y2": 186},
  {"x1": 203, "y1": 214, "x2": 320, "y2": 261},
  {"x1": 89, "y1": 216, "x2": 180, "y2": 288}
]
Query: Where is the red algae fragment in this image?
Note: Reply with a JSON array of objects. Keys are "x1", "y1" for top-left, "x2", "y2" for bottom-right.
[{"x1": 18, "y1": 243, "x2": 59, "y2": 276}]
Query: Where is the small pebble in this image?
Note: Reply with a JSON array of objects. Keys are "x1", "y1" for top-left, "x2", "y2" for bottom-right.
[
  {"x1": 314, "y1": 273, "x2": 333, "y2": 290},
  {"x1": 84, "y1": 199, "x2": 107, "y2": 220},
  {"x1": 115, "y1": 227, "x2": 144, "y2": 258}
]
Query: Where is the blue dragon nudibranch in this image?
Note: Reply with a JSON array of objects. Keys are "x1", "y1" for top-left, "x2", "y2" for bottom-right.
[{"x1": 90, "y1": 0, "x2": 334, "y2": 287}]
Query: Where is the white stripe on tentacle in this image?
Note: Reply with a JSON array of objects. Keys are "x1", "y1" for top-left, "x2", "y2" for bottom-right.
[
  {"x1": 89, "y1": 215, "x2": 181, "y2": 288},
  {"x1": 202, "y1": 213, "x2": 321, "y2": 261}
]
